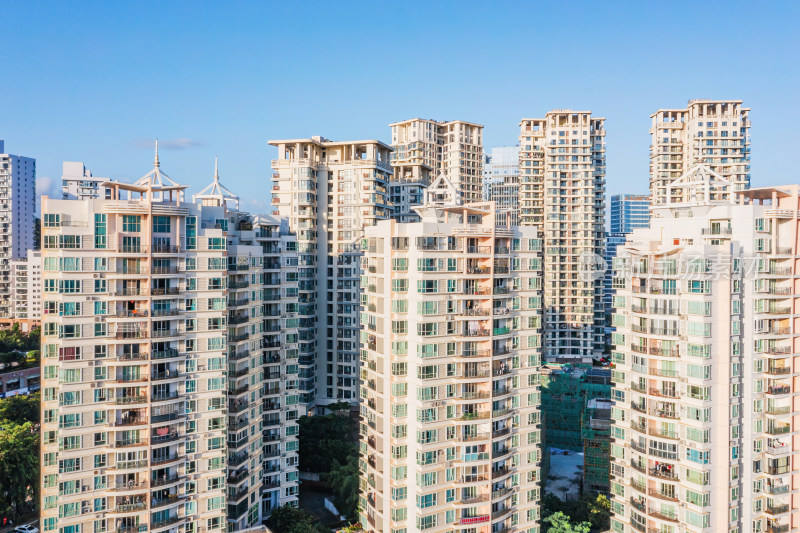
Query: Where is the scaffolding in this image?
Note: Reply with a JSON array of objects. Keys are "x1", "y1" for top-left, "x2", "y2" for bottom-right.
[
  {"x1": 582, "y1": 397, "x2": 612, "y2": 493},
  {"x1": 540, "y1": 364, "x2": 585, "y2": 451},
  {"x1": 541, "y1": 364, "x2": 612, "y2": 493},
  {"x1": 541, "y1": 365, "x2": 611, "y2": 451}
]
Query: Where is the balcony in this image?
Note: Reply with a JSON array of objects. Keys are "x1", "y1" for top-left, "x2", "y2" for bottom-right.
[
  {"x1": 767, "y1": 525, "x2": 789, "y2": 533},
  {"x1": 115, "y1": 395, "x2": 147, "y2": 405},
  {"x1": 650, "y1": 466, "x2": 678, "y2": 480},
  {"x1": 766, "y1": 504, "x2": 790, "y2": 515},
  {"x1": 649, "y1": 509, "x2": 678, "y2": 522},
  {"x1": 151, "y1": 245, "x2": 179, "y2": 254},
  {"x1": 766, "y1": 385, "x2": 791, "y2": 396},
  {"x1": 151, "y1": 288, "x2": 180, "y2": 296},
  {"x1": 152, "y1": 370, "x2": 181, "y2": 381},
  {"x1": 648, "y1": 488, "x2": 678, "y2": 502},
  {"x1": 151, "y1": 454, "x2": 180, "y2": 466}
]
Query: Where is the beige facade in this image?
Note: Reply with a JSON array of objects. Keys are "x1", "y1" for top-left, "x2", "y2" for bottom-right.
[
  {"x1": 39, "y1": 156, "x2": 301, "y2": 533},
  {"x1": 359, "y1": 181, "x2": 543, "y2": 533},
  {"x1": 390, "y1": 119, "x2": 483, "y2": 222},
  {"x1": 609, "y1": 168, "x2": 800, "y2": 533},
  {"x1": 518, "y1": 111, "x2": 606, "y2": 362},
  {"x1": 269, "y1": 136, "x2": 393, "y2": 406},
  {"x1": 649, "y1": 99, "x2": 750, "y2": 206}
]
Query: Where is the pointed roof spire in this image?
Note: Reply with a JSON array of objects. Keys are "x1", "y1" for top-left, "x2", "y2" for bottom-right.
[
  {"x1": 193, "y1": 156, "x2": 239, "y2": 210},
  {"x1": 154, "y1": 139, "x2": 160, "y2": 168}
]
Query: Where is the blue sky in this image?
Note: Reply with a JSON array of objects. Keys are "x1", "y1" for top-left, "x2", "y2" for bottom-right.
[{"x1": 2, "y1": 0, "x2": 798, "y2": 214}]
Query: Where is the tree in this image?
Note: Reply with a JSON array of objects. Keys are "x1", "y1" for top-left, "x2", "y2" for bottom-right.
[
  {"x1": 0, "y1": 392, "x2": 40, "y2": 425},
  {"x1": 543, "y1": 512, "x2": 591, "y2": 533},
  {"x1": 0, "y1": 421, "x2": 39, "y2": 522},
  {"x1": 586, "y1": 493, "x2": 610, "y2": 530},
  {"x1": 298, "y1": 413, "x2": 356, "y2": 473},
  {"x1": 326, "y1": 454, "x2": 360, "y2": 520},
  {"x1": 265, "y1": 505, "x2": 326, "y2": 533}
]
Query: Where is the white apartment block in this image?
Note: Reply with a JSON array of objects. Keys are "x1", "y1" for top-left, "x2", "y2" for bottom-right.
[
  {"x1": 518, "y1": 111, "x2": 606, "y2": 362},
  {"x1": 390, "y1": 119, "x2": 483, "y2": 222},
  {"x1": 608, "y1": 167, "x2": 800, "y2": 533},
  {"x1": 359, "y1": 178, "x2": 543, "y2": 533},
  {"x1": 62, "y1": 161, "x2": 113, "y2": 200},
  {"x1": 269, "y1": 136, "x2": 393, "y2": 407},
  {"x1": 39, "y1": 154, "x2": 301, "y2": 533},
  {"x1": 650, "y1": 99, "x2": 750, "y2": 206},
  {"x1": 9, "y1": 249, "x2": 41, "y2": 329},
  {"x1": 0, "y1": 139, "x2": 36, "y2": 317},
  {"x1": 482, "y1": 146, "x2": 521, "y2": 226}
]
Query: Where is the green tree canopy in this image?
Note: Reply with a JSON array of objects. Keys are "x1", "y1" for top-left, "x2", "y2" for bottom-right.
[
  {"x1": 0, "y1": 420, "x2": 39, "y2": 522},
  {"x1": 0, "y1": 392, "x2": 39, "y2": 425},
  {"x1": 543, "y1": 511, "x2": 591, "y2": 533},
  {"x1": 326, "y1": 454, "x2": 360, "y2": 521},
  {"x1": 541, "y1": 492, "x2": 610, "y2": 532},
  {"x1": 298, "y1": 413, "x2": 356, "y2": 473},
  {"x1": 265, "y1": 505, "x2": 326, "y2": 533}
]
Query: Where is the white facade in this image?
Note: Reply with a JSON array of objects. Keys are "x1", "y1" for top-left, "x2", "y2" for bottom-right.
[
  {"x1": 269, "y1": 137, "x2": 393, "y2": 406},
  {"x1": 390, "y1": 119, "x2": 484, "y2": 222},
  {"x1": 650, "y1": 99, "x2": 750, "y2": 206},
  {"x1": 0, "y1": 139, "x2": 36, "y2": 317},
  {"x1": 609, "y1": 168, "x2": 800, "y2": 533},
  {"x1": 360, "y1": 181, "x2": 543, "y2": 533},
  {"x1": 519, "y1": 111, "x2": 606, "y2": 362},
  {"x1": 62, "y1": 161, "x2": 112, "y2": 200},
  {"x1": 10, "y1": 249, "x2": 41, "y2": 324}
]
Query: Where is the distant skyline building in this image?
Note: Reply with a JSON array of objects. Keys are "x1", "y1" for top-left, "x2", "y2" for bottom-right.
[
  {"x1": 649, "y1": 99, "x2": 750, "y2": 206},
  {"x1": 360, "y1": 179, "x2": 543, "y2": 532},
  {"x1": 269, "y1": 136, "x2": 393, "y2": 406},
  {"x1": 609, "y1": 168, "x2": 798, "y2": 533},
  {"x1": 482, "y1": 146, "x2": 520, "y2": 225},
  {"x1": 389, "y1": 118, "x2": 483, "y2": 222},
  {"x1": 519, "y1": 111, "x2": 606, "y2": 362},
  {"x1": 604, "y1": 194, "x2": 650, "y2": 310},
  {"x1": 0, "y1": 139, "x2": 36, "y2": 318},
  {"x1": 9, "y1": 249, "x2": 41, "y2": 331},
  {"x1": 609, "y1": 194, "x2": 650, "y2": 234},
  {"x1": 61, "y1": 160, "x2": 112, "y2": 200}
]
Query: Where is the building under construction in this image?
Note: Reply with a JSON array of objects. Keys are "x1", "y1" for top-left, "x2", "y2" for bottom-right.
[
  {"x1": 540, "y1": 364, "x2": 611, "y2": 493},
  {"x1": 582, "y1": 397, "x2": 612, "y2": 493},
  {"x1": 540, "y1": 365, "x2": 611, "y2": 449}
]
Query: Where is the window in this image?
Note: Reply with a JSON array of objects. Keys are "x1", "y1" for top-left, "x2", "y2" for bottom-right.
[
  {"x1": 152, "y1": 216, "x2": 171, "y2": 233},
  {"x1": 208, "y1": 238, "x2": 226, "y2": 250},
  {"x1": 122, "y1": 215, "x2": 141, "y2": 232}
]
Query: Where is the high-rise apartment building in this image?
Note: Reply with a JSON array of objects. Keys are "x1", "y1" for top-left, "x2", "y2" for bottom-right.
[
  {"x1": 610, "y1": 194, "x2": 650, "y2": 235},
  {"x1": 389, "y1": 119, "x2": 483, "y2": 222},
  {"x1": 608, "y1": 168, "x2": 799, "y2": 533},
  {"x1": 359, "y1": 179, "x2": 543, "y2": 533},
  {"x1": 39, "y1": 154, "x2": 301, "y2": 533},
  {"x1": 605, "y1": 195, "x2": 651, "y2": 311},
  {"x1": 62, "y1": 161, "x2": 112, "y2": 200},
  {"x1": 269, "y1": 136, "x2": 393, "y2": 406},
  {"x1": 0, "y1": 139, "x2": 36, "y2": 317},
  {"x1": 649, "y1": 99, "x2": 750, "y2": 206},
  {"x1": 519, "y1": 111, "x2": 606, "y2": 362},
  {"x1": 482, "y1": 146, "x2": 521, "y2": 226},
  {"x1": 8, "y1": 249, "x2": 41, "y2": 330}
]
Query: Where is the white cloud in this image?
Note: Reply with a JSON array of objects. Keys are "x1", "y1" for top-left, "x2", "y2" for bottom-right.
[
  {"x1": 134, "y1": 138, "x2": 204, "y2": 150},
  {"x1": 36, "y1": 176, "x2": 61, "y2": 215}
]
